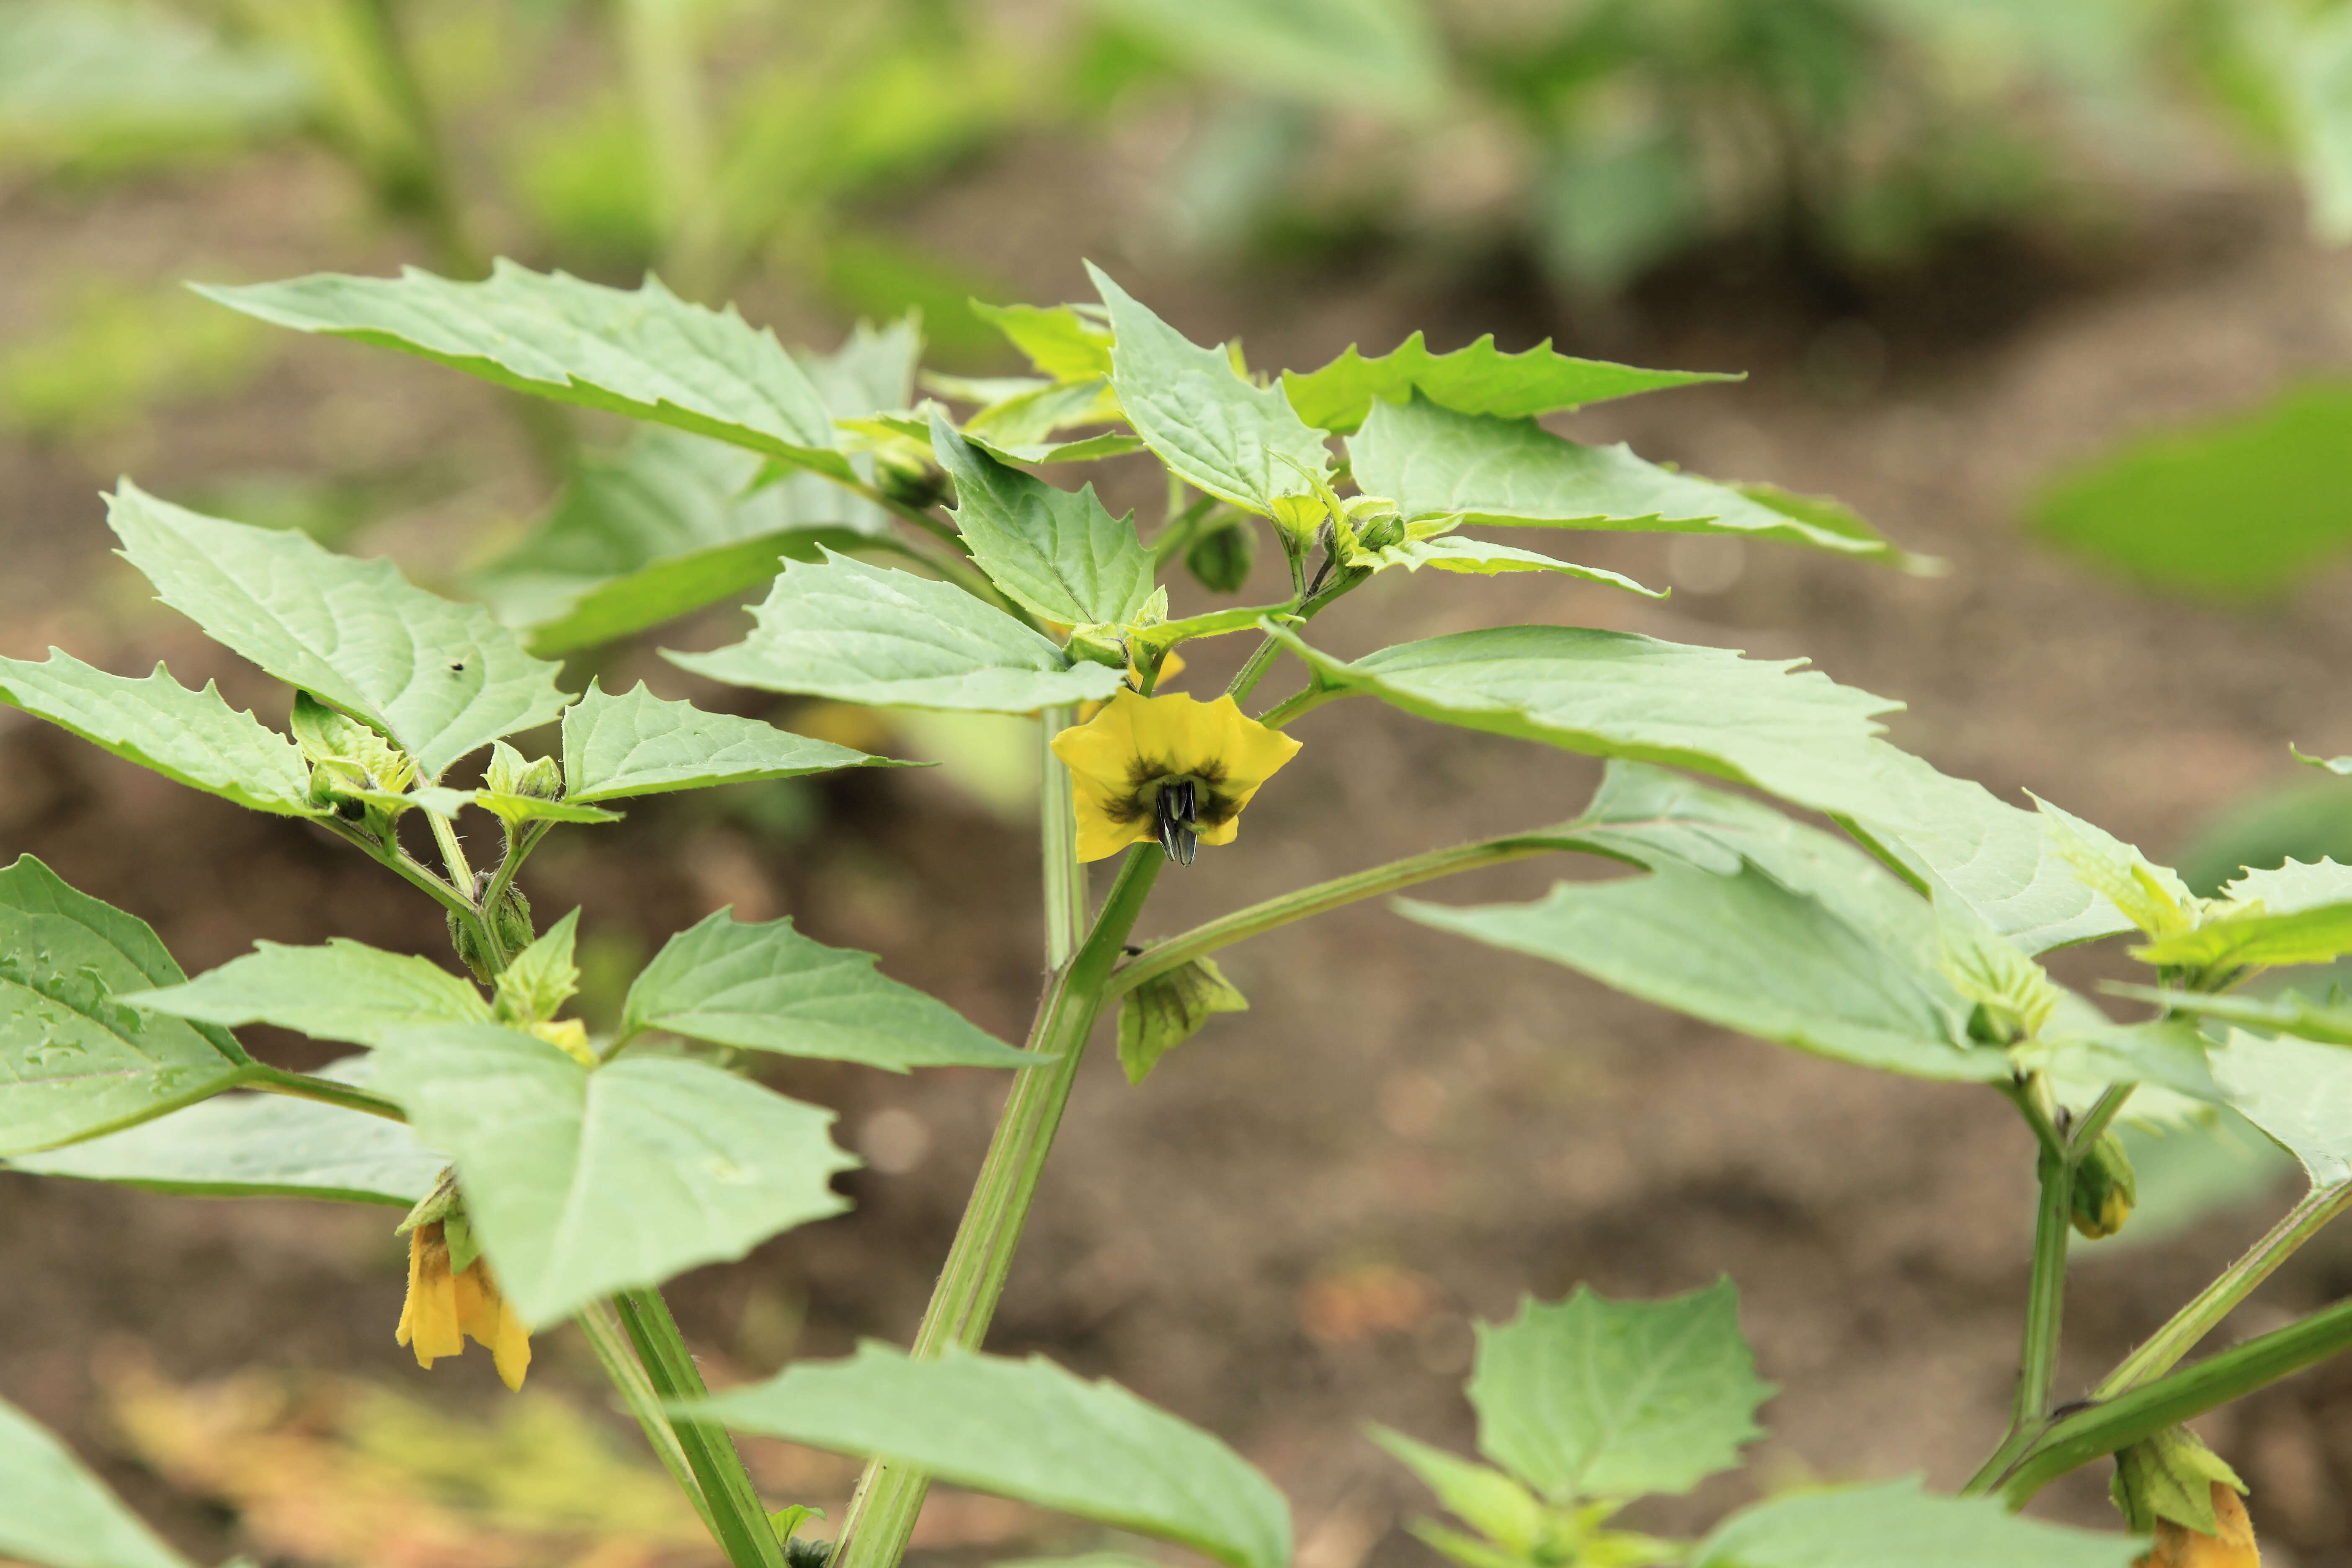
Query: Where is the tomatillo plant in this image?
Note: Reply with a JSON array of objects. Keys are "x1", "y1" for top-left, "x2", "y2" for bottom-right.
[{"x1": 9, "y1": 257, "x2": 2352, "y2": 1568}]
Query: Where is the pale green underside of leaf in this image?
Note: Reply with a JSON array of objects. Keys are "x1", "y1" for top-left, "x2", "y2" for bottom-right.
[
  {"x1": 2212, "y1": 1026, "x2": 2352, "y2": 1186},
  {"x1": 1275, "y1": 623, "x2": 1902, "y2": 824},
  {"x1": 562, "y1": 680, "x2": 898, "y2": 802},
  {"x1": 121, "y1": 937, "x2": 489, "y2": 1050},
  {"x1": 1357, "y1": 533, "x2": 1664, "y2": 596},
  {"x1": 1692, "y1": 1479, "x2": 2137, "y2": 1568},
  {"x1": 0, "y1": 1395, "x2": 196, "y2": 1568},
  {"x1": 2121, "y1": 986, "x2": 2352, "y2": 1046},
  {"x1": 107, "y1": 483, "x2": 569, "y2": 779},
  {"x1": 1836, "y1": 746, "x2": 2135, "y2": 956},
  {"x1": 1282, "y1": 331, "x2": 1736, "y2": 433},
  {"x1": 666, "y1": 552, "x2": 1123, "y2": 713},
  {"x1": 1089, "y1": 263, "x2": 1332, "y2": 515},
  {"x1": 370, "y1": 1023, "x2": 856, "y2": 1326},
  {"x1": 1467, "y1": 1282, "x2": 1772, "y2": 1502},
  {"x1": 1401, "y1": 860, "x2": 2002, "y2": 1083},
  {"x1": 2016, "y1": 1019, "x2": 2222, "y2": 1104},
  {"x1": 1347, "y1": 397, "x2": 1918, "y2": 567},
  {"x1": 620, "y1": 908, "x2": 1032, "y2": 1071},
  {"x1": 683, "y1": 1342, "x2": 1293, "y2": 1568},
  {"x1": 196, "y1": 261, "x2": 857, "y2": 480},
  {"x1": 0, "y1": 855, "x2": 250, "y2": 1158},
  {"x1": 11, "y1": 1057, "x2": 444, "y2": 1205},
  {"x1": 934, "y1": 416, "x2": 1157, "y2": 627},
  {"x1": 477, "y1": 427, "x2": 897, "y2": 655},
  {"x1": 0, "y1": 650, "x2": 315, "y2": 815}
]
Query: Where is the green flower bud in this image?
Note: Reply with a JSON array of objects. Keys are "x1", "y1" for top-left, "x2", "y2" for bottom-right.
[
  {"x1": 2071, "y1": 1131, "x2": 2137, "y2": 1240},
  {"x1": 1352, "y1": 509, "x2": 1406, "y2": 554},
  {"x1": 449, "y1": 878, "x2": 536, "y2": 984},
  {"x1": 877, "y1": 449, "x2": 948, "y2": 509},
  {"x1": 1065, "y1": 624, "x2": 1131, "y2": 670},
  {"x1": 1185, "y1": 519, "x2": 1256, "y2": 594},
  {"x1": 485, "y1": 740, "x2": 563, "y2": 802}
]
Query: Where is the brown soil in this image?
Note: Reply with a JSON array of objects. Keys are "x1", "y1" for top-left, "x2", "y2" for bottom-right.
[{"x1": 7, "y1": 129, "x2": 2352, "y2": 1566}]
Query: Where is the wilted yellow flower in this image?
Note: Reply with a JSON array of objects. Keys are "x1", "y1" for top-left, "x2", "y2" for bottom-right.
[
  {"x1": 2140, "y1": 1483, "x2": 2260, "y2": 1568},
  {"x1": 396, "y1": 1221, "x2": 531, "y2": 1391},
  {"x1": 1052, "y1": 690, "x2": 1301, "y2": 864}
]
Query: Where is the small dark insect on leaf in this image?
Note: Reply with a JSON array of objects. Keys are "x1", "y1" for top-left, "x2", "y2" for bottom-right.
[{"x1": 449, "y1": 659, "x2": 467, "y2": 673}]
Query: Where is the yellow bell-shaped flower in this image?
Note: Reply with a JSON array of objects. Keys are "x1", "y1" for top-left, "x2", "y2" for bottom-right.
[
  {"x1": 1051, "y1": 690, "x2": 1301, "y2": 864},
  {"x1": 2143, "y1": 1483, "x2": 2260, "y2": 1567},
  {"x1": 395, "y1": 1220, "x2": 532, "y2": 1391}
]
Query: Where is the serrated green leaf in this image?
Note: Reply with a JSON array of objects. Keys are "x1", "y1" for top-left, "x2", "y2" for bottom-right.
[
  {"x1": 1282, "y1": 333, "x2": 1736, "y2": 434},
  {"x1": 1089, "y1": 263, "x2": 1332, "y2": 516},
  {"x1": 495, "y1": 909, "x2": 580, "y2": 1024},
  {"x1": 665, "y1": 552, "x2": 1124, "y2": 713},
  {"x1": 619, "y1": 908, "x2": 1034, "y2": 1071},
  {"x1": 1467, "y1": 1282, "x2": 1772, "y2": 1502},
  {"x1": 121, "y1": 936, "x2": 488, "y2": 1048},
  {"x1": 198, "y1": 262, "x2": 857, "y2": 480},
  {"x1": 2133, "y1": 858, "x2": 2352, "y2": 969},
  {"x1": 0, "y1": 1394, "x2": 196, "y2": 1568},
  {"x1": 971, "y1": 301, "x2": 1113, "y2": 381},
  {"x1": 1117, "y1": 957, "x2": 1248, "y2": 1084},
  {"x1": 560, "y1": 680, "x2": 899, "y2": 802},
  {"x1": 1398, "y1": 854, "x2": 2006, "y2": 1083},
  {"x1": 0, "y1": 650, "x2": 315, "y2": 815},
  {"x1": 476, "y1": 428, "x2": 892, "y2": 656},
  {"x1": 1366, "y1": 1429, "x2": 1547, "y2": 1553},
  {"x1": 1347, "y1": 397, "x2": 1920, "y2": 567},
  {"x1": 956, "y1": 376, "x2": 1142, "y2": 465},
  {"x1": 0, "y1": 855, "x2": 250, "y2": 1158},
  {"x1": 2111, "y1": 984, "x2": 2352, "y2": 1045},
  {"x1": 2033, "y1": 794, "x2": 2197, "y2": 941},
  {"x1": 10, "y1": 1057, "x2": 443, "y2": 1206},
  {"x1": 2212, "y1": 1026, "x2": 2352, "y2": 1186},
  {"x1": 1271, "y1": 624, "x2": 1902, "y2": 824},
  {"x1": 1096, "y1": 0, "x2": 1446, "y2": 116},
  {"x1": 1837, "y1": 747, "x2": 2135, "y2": 956},
  {"x1": 369, "y1": 1023, "x2": 855, "y2": 1326},
  {"x1": 683, "y1": 1343, "x2": 1292, "y2": 1568},
  {"x1": 1346, "y1": 531, "x2": 1664, "y2": 596},
  {"x1": 474, "y1": 791, "x2": 623, "y2": 827},
  {"x1": 1691, "y1": 1479, "x2": 2136, "y2": 1568},
  {"x1": 933, "y1": 415, "x2": 1156, "y2": 627},
  {"x1": 107, "y1": 484, "x2": 569, "y2": 779}
]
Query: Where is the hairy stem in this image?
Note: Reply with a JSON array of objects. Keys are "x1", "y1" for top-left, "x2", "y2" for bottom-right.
[
  {"x1": 1109, "y1": 830, "x2": 1580, "y2": 998},
  {"x1": 829, "y1": 846, "x2": 1165, "y2": 1568},
  {"x1": 2015, "y1": 1143, "x2": 2076, "y2": 1429},
  {"x1": 1997, "y1": 1292, "x2": 2352, "y2": 1505},
  {"x1": 614, "y1": 1287, "x2": 787, "y2": 1568},
  {"x1": 578, "y1": 1298, "x2": 718, "y2": 1540},
  {"x1": 2096, "y1": 1178, "x2": 2352, "y2": 1399}
]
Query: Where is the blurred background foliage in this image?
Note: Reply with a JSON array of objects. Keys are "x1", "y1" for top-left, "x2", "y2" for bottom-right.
[{"x1": 12, "y1": 1, "x2": 2352, "y2": 1554}]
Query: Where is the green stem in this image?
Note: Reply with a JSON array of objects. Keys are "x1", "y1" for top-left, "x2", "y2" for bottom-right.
[
  {"x1": 1997, "y1": 1293, "x2": 2352, "y2": 1506},
  {"x1": 248, "y1": 1065, "x2": 407, "y2": 1122},
  {"x1": 1225, "y1": 575, "x2": 1359, "y2": 709},
  {"x1": 1109, "y1": 830, "x2": 1577, "y2": 998},
  {"x1": 428, "y1": 810, "x2": 478, "y2": 901},
  {"x1": 578, "y1": 1297, "x2": 719, "y2": 1541},
  {"x1": 478, "y1": 819, "x2": 552, "y2": 937},
  {"x1": 344, "y1": 0, "x2": 482, "y2": 276},
  {"x1": 614, "y1": 1287, "x2": 787, "y2": 1568},
  {"x1": 619, "y1": 0, "x2": 718, "y2": 294},
  {"x1": 2014, "y1": 1143, "x2": 2075, "y2": 1429},
  {"x1": 1039, "y1": 708, "x2": 1087, "y2": 967},
  {"x1": 2095, "y1": 1178, "x2": 2352, "y2": 1399},
  {"x1": 324, "y1": 819, "x2": 480, "y2": 924},
  {"x1": 2068, "y1": 1082, "x2": 2135, "y2": 1154},
  {"x1": 1150, "y1": 496, "x2": 1220, "y2": 567},
  {"x1": 828, "y1": 847, "x2": 1165, "y2": 1568}
]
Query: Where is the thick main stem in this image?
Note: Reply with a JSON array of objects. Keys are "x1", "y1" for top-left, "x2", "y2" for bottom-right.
[
  {"x1": 614, "y1": 1287, "x2": 787, "y2": 1568},
  {"x1": 2015, "y1": 1147, "x2": 2075, "y2": 1429},
  {"x1": 829, "y1": 847, "x2": 1164, "y2": 1568}
]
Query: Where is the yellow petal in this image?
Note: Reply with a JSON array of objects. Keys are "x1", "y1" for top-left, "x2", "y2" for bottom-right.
[
  {"x1": 1051, "y1": 691, "x2": 1302, "y2": 862},
  {"x1": 488, "y1": 1297, "x2": 534, "y2": 1392},
  {"x1": 397, "y1": 1227, "x2": 464, "y2": 1365}
]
